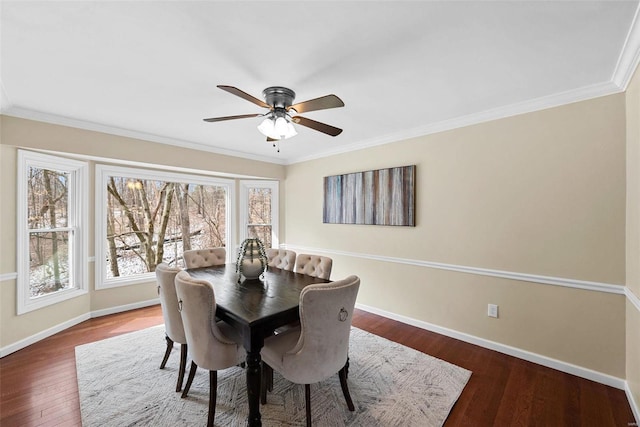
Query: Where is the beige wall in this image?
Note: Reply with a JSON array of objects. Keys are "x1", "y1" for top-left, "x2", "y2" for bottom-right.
[
  {"x1": 0, "y1": 116, "x2": 285, "y2": 348},
  {"x1": 286, "y1": 94, "x2": 627, "y2": 378},
  {"x1": 626, "y1": 65, "x2": 640, "y2": 415},
  {"x1": 0, "y1": 86, "x2": 635, "y2": 393}
]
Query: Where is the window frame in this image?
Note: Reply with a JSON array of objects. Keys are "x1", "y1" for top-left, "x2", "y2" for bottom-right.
[
  {"x1": 95, "y1": 164, "x2": 235, "y2": 290},
  {"x1": 239, "y1": 180, "x2": 279, "y2": 249},
  {"x1": 16, "y1": 150, "x2": 89, "y2": 315}
]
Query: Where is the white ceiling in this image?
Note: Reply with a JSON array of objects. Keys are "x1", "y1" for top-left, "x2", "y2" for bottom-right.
[{"x1": 2, "y1": 1, "x2": 639, "y2": 165}]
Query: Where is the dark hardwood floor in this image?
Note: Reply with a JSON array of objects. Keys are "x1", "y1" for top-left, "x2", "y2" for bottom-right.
[{"x1": 0, "y1": 305, "x2": 635, "y2": 426}]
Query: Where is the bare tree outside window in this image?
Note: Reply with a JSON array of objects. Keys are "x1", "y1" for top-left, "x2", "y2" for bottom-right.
[
  {"x1": 247, "y1": 187, "x2": 273, "y2": 248},
  {"x1": 27, "y1": 167, "x2": 72, "y2": 297},
  {"x1": 105, "y1": 175, "x2": 227, "y2": 277},
  {"x1": 19, "y1": 151, "x2": 87, "y2": 314}
]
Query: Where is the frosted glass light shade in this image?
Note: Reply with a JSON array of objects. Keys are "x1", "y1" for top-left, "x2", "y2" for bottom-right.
[
  {"x1": 257, "y1": 118, "x2": 275, "y2": 137},
  {"x1": 257, "y1": 116, "x2": 297, "y2": 140}
]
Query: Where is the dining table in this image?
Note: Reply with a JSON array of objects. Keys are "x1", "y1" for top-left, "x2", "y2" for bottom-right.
[{"x1": 185, "y1": 263, "x2": 330, "y2": 427}]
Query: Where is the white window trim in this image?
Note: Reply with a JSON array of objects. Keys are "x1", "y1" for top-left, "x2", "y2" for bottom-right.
[
  {"x1": 239, "y1": 180, "x2": 279, "y2": 249},
  {"x1": 17, "y1": 150, "x2": 89, "y2": 315},
  {"x1": 95, "y1": 164, "x2": 235, "y2": 290}
]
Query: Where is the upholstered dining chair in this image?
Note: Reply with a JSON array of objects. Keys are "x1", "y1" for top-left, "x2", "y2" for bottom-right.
[
  {"x1": 174, "y1": 271, "x2": 245, "y2": 427},
  {"x1": 183, "y1": 247, "x2": 226, "y2": 269},
  {"x1": 156, "y1": 263, "x2": 188, "y2": 392},
  {"x1": 260, "y1": 275, "x2": 360, "y2": 426},
  {"x1": 295, "y1": 254, "x2": 332, "y2": 280},
  {"x1": 265, "y1": 248, "x2": 297, "y2": 271}
]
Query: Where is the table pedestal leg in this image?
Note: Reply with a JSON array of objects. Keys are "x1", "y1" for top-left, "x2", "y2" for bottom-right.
[{"x1": 246, "y1": 350, "x2": 262, "y2": 426}]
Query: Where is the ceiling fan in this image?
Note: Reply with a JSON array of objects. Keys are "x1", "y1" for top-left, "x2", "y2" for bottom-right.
[{"x1": 203, "y1": 86, "x2": 344, "y2": 147}]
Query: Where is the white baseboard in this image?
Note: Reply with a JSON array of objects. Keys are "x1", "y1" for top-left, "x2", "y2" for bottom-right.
[
  {"x1": 626, "y1": 382, "x2": 640, "y2": 425},
  {"x1": 0, "y1": 312, "x2": 91, "y2": 357},
  {"x1": 89, "y1": 298, "x2": 160, "y2": 318},
  {"x1": 355, "y1": 302, "x2": 627, "y2": 390},
  {"x1": 0, "y1": 298, "x2": 160, "y2": 357}
]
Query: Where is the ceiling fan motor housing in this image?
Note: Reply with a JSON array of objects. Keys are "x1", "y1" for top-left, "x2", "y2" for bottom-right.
[{"x1": 263, "y1": 86, "x2": 296, "y2": 109}]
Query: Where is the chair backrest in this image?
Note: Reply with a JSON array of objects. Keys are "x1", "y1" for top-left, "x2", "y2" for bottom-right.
[
  {"x1": 156, "y1": 263, "x2": 186, "y2": 344},
  {"x1": 266, "y1": 248, "x2": 297, "y2": 271},
  {"x1": 295, "y1": 254, "x2": 332, "y2": 279},
  {"x1": 174, "y1": 271, "x2": 240, "y2": 371},
  {"x1": 281, "y1": 275, "x2": 360, "y2": 384},
  {"x1": 183, "y1": 247, "x2": 226, "y2": 269}
]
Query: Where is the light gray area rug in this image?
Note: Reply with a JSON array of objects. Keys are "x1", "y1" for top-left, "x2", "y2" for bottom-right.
[{"x1": 76, "y1": 325, "x2": 471, "y2": 426}]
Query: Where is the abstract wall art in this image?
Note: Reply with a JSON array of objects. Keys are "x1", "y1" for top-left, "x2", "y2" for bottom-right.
[{"x1": 323, "y1": 165, "x2": 415, "y2": 226}]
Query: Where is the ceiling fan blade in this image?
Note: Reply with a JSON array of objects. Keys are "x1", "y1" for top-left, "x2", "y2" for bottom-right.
[
  {"x1": 203, "y1": 113, "x2": 262, "y2": 122},
  {"x1": 217, "y1": 85, "x2": 271, "y2": 109},
  {"x1": 292, "y1": 116, "x2": 343, "y2": 137},
  {"x1": 288, "y1": 94, "x2": 344, "y2": 114}
]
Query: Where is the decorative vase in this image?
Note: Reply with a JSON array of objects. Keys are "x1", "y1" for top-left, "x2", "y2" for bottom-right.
[{"x1": 236, "y1": 238, "x2": 268, "y2": 281}]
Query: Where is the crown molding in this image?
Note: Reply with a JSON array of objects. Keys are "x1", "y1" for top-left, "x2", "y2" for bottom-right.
[
  {"x1": 0, "y1": 76, "x2": 625, "y2": 167},
  {"x1": 0, "y1": 78, "x2": 12, "y2": 112},
  {"x1": 612, "y1": 2, "x2": 640, "y2": 90},
  {"x1": 287, "y1": 80, "x2": 622, "y2": 164},
  {"x1": 1, "y1": 106, "x2": 288, "y2": 166}
]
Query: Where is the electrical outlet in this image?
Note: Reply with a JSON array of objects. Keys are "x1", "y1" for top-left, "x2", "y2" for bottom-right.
[{"x1": 488, "y1": 304, "x2": 499, "y2": 318}]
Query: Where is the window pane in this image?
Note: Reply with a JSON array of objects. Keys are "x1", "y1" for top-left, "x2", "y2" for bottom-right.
[
  {"x1": 105, "y1": 176, "x2": 227, "y2": 276},
  {"x1": 248, "y1": 225, "x2": 272, "y2": 249},
  {"x1": 248, "y1": 188, "x2": 272, "y2": 224},
  {"x1": 29, "y1": 231, "x2": 71, "y2": 297},
  {"x1": 27, "y1": 167, "x2": 69, "y2": 229},
  {"x1": 18, "y1": 150, "x2": 87, "y2": 314}
]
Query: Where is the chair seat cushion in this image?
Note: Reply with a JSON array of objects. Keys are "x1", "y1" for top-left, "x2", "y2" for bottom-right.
[
  {"x1": 217, "y1": 320, "x2": 242, "y2": 346},
  {"x1": 261, "y1": 326, "x2": 301, "y2": 378}
]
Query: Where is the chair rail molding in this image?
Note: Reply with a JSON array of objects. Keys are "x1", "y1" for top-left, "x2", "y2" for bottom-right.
[
  {"x1": 283, "y1": 244, "x2": 626, "y2": 296},
  {"x1": 0, "y1": 272, "x2": 18, "y2": 282},
  {"x1": 627, "y1": 286, "x2": 640, "y2": 312}
]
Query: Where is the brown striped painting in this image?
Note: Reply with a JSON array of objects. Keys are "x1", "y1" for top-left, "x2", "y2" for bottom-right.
[{"x1": 323, "y1": 165, "x2": 415, "y2": 226}]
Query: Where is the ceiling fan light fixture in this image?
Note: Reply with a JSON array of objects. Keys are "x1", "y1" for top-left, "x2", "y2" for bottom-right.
[
  {"x1": 257, "y1": 116, "x2": 276, "y2": 138},
  {"x1": 274, "y1": 116, "x2": 297, "y2": 139},
  {"x1": 285, "y1": 121, "x2": 297, "y2": 138},
  {"x1": 207, "y1": 85, "x2": 344, "y2": 147},
  {"x1": 257, "y1": 113, "x2": 297, "y2": 140}
]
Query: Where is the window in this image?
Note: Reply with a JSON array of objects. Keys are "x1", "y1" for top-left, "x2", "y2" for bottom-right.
[
  {"x1": 96, "y1": 165, "x2": 234, "y2": 289},
  {"x1": 17, "y1": 150, "x2": 88, "y2": 314},
  {"x1": 240, "y1": 180, "x2": 279, "y2": 249}
]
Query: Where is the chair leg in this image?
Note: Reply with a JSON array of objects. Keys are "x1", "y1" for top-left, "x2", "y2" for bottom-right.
[
  {"x1": 345, "y1": 356, "x2": 350, "y2": 379},
  {"x1": 160, "y1": 335, "x2": 173, "y2": 369},
  {"x1": 181, "y1": 361, "x2": 198, "y2": 398},
  {"x1": 305, "y1": 384, "x2": 312, "y2": 427},
  {"x1": 266, "y1": 363, "x2": 273, "y2": 391},
  {"x1": 260, "y1": 362, "x2": 275, "y2": 404},
  {"x1": 260, "y1": 362, "x2": 268, "y2": 404},
  {"x1": 207, "y1": 370, "x2": 217, "y2": 427},
  {"x1": 338, "y1": 366, "x2": 355, "y2": 411},
  {"x1": 176, "y1": 343, "x2": 188, "y2": 392}
]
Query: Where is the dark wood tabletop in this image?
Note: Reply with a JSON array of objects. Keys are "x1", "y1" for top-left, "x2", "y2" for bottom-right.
[{"x1": 185, "y1": 263, "x2": 330, "y2": 426}]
